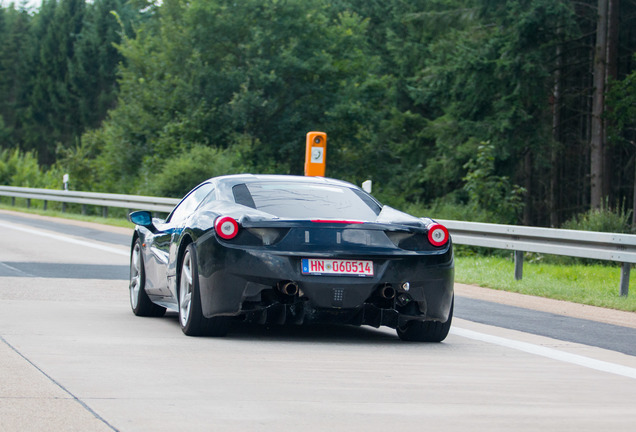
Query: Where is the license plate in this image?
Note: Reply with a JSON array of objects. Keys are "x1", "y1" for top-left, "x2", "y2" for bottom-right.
[{"x1": 301, "y1": 259, "x2": 373, "y2": 276}]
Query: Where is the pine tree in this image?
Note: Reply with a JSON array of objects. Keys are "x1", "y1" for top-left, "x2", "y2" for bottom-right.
[
  {"x1": 0, "y1": 4, "x2": 34, "y2": 149},
  {"x1": 28, "y1": 0, "x2": 86, "y2": 165},
  {"x1": 69, "y1": 0, "x2": 131, "y2": 131}
]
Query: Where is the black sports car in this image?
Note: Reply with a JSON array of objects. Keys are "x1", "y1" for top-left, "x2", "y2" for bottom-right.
[{"x1": 128, "y1": 174, "x2": 454, "y2": 341}]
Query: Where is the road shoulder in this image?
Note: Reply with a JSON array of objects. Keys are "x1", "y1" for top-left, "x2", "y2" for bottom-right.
[{"x1": 456, "y1": 282, "x2": 636, "y2": 329}]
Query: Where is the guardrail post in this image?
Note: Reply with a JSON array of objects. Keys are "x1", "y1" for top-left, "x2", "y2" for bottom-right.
[
  {"x1": 514, "y1": 251, "x2": 523, "y2": 280},
  {"x1": 11, "y1": 197, "x2": 15, "y2": 206},
  {"x1": 102, "y1": 207, "x2": 108, "y2": 218},
  {"x1": 82, "y1": 204, "x2": 87, "y2": 215},
  {"x1": 26, "y1": 198, "x2": 31, "y2": 208},
  {"x1": 620, "y1": 263, "x2": 630, "y2": 297},
  {"x1": 62, "y1": 202, "x2": 66, "y2": 213},
  {"x1": 43, "y1": 200, "x2": 47, "y2": 211}
]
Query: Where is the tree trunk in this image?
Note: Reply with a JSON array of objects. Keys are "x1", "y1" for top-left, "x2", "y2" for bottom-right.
[
  {"x1": 523, "y1": 150, "x2": 532, "y2": 226},
  {"x1": 604, "y1": 0, "x2": 620, "y2": 200},
  {"x1": 633, "y1": 151, "x2": 636, "y2": 226},
  {"x1": 606, "y1": 0, "x2": 620, "y2": 82},
  {"x1": 550, "y1": 42, "x2": 563, "y2": 227},
  {"x1": 590, "y1": 0, "x2": 609, "y2": 209}
]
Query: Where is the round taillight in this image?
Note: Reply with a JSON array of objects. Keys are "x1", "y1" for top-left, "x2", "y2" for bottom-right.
[
  {"x1": 215, "y1": 216, "x2": 239, "y2": 240},
  {"x1": 427, "y1": 223, "x2": 449, "y2": 247}
]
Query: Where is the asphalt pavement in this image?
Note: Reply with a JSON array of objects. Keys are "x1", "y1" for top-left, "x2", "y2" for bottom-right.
[{"x1": 1, "y1": 208, "x2": 636, "y2": 431}]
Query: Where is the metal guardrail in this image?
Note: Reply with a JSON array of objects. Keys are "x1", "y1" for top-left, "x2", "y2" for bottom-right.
[
  {"x1": 0, "y1": 186, "x2": 179, "y2": 214},
  {"x1": 438, "y1": 219, "x2": 635, "y2": 297},
  {"x1": 0, "y1": 186, "x2": 633, "y2": 296}
]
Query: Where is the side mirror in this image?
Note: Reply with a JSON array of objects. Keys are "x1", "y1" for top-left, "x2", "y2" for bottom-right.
[{"x1": 129, "y1": 211, "x2": 155, "y2": 231}]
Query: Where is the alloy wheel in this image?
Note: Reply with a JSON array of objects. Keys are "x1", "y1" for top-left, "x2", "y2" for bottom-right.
[
  {"x1": 179, "y1": 251, "x2": 194, "y2": 327},
  {"x1": 130, "y1": 242, "x2": 142, "y2": 309}
]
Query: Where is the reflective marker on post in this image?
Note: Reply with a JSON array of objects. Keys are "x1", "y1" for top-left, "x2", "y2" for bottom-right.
[{"x1": 304, "y1": 131, "x2": 327, "y2": 177}]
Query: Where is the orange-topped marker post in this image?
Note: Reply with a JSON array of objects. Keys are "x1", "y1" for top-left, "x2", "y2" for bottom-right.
[{"x1": 304, "y1": 131, "x2": 327, "y2": 177}]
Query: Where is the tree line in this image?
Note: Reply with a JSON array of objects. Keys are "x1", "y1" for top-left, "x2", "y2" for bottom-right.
[{"x1": 1, "y1": 0, "x2": 636, "y2": 229}]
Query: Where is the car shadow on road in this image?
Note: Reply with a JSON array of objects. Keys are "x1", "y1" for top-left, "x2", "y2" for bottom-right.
[
  {"x1": 230, "y1": 321, "x2": 402, "y2": 344},
  {"x1": 164, "y1": 312, "x2": 423, "y2": 345}
]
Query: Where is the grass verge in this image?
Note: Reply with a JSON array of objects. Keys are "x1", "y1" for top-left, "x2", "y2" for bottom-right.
[
  {"x1": 456, "y1": 255, "x2": 636, "y2": 312},
  {"x1": 0, "y1": 203, "x2": 134, "y2": 229}
]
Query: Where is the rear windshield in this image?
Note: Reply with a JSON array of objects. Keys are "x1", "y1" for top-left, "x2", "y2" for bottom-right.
[{"x1": 232, "y1": 182, "x2": 381, "y2": 220}]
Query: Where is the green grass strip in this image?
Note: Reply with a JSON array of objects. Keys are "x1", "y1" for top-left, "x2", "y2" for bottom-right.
[{"x1": 456, "y1": 255, "x2": 636, "y2": 312}]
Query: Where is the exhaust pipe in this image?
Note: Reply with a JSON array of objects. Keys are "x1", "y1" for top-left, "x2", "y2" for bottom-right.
[
  {"x1": 278, "y1": 281, "x2": 299, "y2": 296},
  {"x1": 379, "y1": 283, "x2": 396, "y2": 300}
]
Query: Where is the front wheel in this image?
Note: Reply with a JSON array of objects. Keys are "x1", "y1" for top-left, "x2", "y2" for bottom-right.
[
  {"x1": 129, "y1": 239, "x2": 166, "y2": 317},
  {"x1": 179, "y1": 244, "x2": 230, "y2": 337},
  {"x1": 397, "y1": 297, "x2": 453, "y2": 342}
]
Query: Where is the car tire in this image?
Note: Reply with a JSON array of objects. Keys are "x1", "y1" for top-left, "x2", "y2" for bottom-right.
[
  {"x1": 179, "y1": 244, "x2": 230, "y2": 337},
  {"x1": 397, "y1": 297, "x2": 454, "y2": 342},
  {"x1": 129, "y1": 239, "x2": 166, "y2": 317}
]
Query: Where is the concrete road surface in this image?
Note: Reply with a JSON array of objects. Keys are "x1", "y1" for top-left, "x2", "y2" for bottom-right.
[{"x1": 1, "y1": 210, "x2": 635, "y2": 431}]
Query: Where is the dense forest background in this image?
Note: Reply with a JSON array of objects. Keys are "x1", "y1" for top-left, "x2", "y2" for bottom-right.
[{"x1": 1, "y1": 0, "x2": 636, "y2": 229}]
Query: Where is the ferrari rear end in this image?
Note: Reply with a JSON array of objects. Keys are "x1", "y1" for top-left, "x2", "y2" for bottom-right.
[{"x1": 194, "y1": 216, "x2": 454, "y2": 337}]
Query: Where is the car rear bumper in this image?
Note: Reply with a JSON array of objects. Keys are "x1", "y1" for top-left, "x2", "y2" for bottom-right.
[{"x1": 196, "y1": 244, "x2": 454, "y2": 328}]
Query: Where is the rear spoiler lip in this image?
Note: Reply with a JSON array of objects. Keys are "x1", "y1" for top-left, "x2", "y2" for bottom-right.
[{"x1": 240, "y1": 219, "x2": 428, "y2": 233}]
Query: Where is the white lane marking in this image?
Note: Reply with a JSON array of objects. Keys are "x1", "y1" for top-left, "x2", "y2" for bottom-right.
[
  {"x1": 0, "y1": 221, "x2": 129, "y2": 257},
  {"x1": 452, "y1": 326, "x2": 636, "y2": 379}
]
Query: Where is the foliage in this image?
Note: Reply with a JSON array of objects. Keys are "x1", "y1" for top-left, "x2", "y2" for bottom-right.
[
  {"x1": 463, "y1": 142, "x2": 526, "y2": 223},
  {"x1": 87, "y1": 0, "x2": 388, "y2": 194},
  {"x1": 1, "y1": 0, "x2": 636, "y2": 232},
  {"x1": 561, "y1": 202, "x2": 633, "y2": 234},
  {"x1": 536, "y1": 201, "x2": 634, "y2": 266},
  {"x1": 55, "y1": 136, "x2": 101, "y2": 192},
  {"x1": 139, "y1": 145, "x2": 249, "y2": 198},
  {"x1": 606, "y1": 57, "x2": 636, "y2": 151},
  {"x1": 0, "y1": 148, "x2": 54, "y2": 187},
  {"x1": 415, "y1": 0, "x2": 580, "y2": 225},
  {"x1": 0, "y1": 0, "x2": 140, "y2": 166},
  {"x1": 0, "y1": 3, "x2": 33, "y2": 150}
]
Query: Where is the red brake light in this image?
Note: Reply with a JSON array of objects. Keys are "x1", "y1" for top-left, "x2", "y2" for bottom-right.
[
  {"x1": 215, "y1": 216, "x2": 239, "y2": 240},
  {"x1": 427, "y1": 223, "x2": 449, "y2": 247}
]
